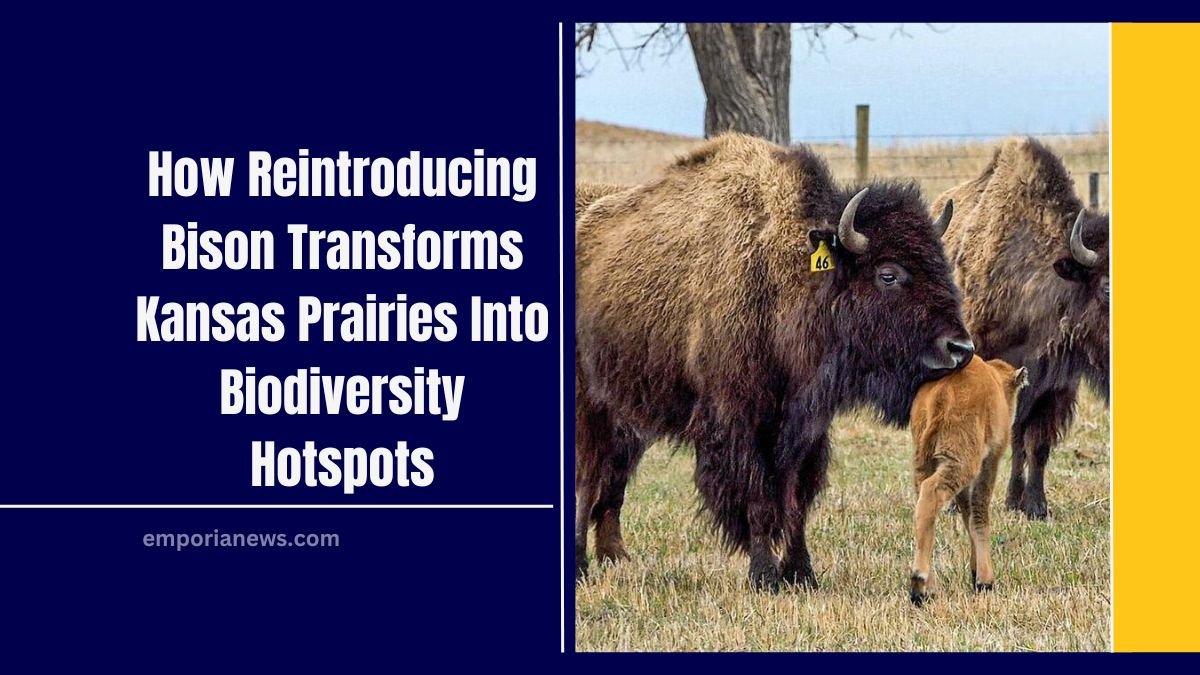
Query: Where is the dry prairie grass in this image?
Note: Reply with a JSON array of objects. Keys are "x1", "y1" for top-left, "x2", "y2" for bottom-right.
[
  {"x1": 573, "y1": 121, "x2": 1111, "y2": 652},
  {"x1": 574, "y1": 120, "x2": 1109, "y2": 209},
  {"x1": 575, "y1": 390, "x2": 1110, "y2": 652}
]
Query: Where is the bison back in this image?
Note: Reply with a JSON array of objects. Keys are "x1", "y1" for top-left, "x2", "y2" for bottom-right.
[
  {"x1": 936, "y1": 138, "x2": 1086, "y2": 357},
  {"x1": 575, "y1": 182, "x2": 627, "y2": 216},
  {"x1": 911, "y1": 356, "x2": 1012, "y2": 466},
  {"x1": 575, "y1": 135, "x2": 835, "y2": 434}
]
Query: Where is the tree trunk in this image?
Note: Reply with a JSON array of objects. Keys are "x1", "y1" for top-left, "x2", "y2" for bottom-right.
[{"x1": 685, "y1": 23, "x2": 791, "y2": 145}]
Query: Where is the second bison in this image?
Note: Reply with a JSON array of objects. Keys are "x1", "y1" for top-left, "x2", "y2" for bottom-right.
[
  {"x1": 576, "y1": 134, "x2": 973, "y2": 590},
  {"x1": 933, "y1": 138, "x2": 1109, "y2": 519}
]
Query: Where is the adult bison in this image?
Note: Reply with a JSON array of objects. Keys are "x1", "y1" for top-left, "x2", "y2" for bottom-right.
[
  {"x1": 932, "y1": 138, "x2": 1109, "y2": 520},
  {"x1": 575, "y1": 134, "x2": 973, "y2": 590}
]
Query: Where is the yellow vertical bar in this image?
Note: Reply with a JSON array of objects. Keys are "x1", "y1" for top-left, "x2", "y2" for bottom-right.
[{"x1": 1113, "y1": 23, "x2": 1200, "y2": 652}]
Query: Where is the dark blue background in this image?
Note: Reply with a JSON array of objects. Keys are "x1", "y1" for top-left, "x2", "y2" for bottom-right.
[
  {"x1": 3, "y1": 7, "x2": 562, "y2": 667},
  {"x1": 2, "y1": 5, "x2": 1196, "y2": 665}
]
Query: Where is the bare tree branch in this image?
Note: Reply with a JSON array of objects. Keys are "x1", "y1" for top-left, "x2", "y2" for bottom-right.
[
  {"x1": 892, "y1": 24, "x2": 953, "y2": 39},
  {"x1": 575, "y1": 23, "x2": 599, "y2": 50},
  {"x1": 576, "y1": 23, "x2": 951, "y2": 75},
  {"x1": 574, "y1": 23, "x2": 600, "y2": 78},
  {"x1": 792, "y1": 23, "x2": 873, "y2": 61},
  {"x1": 574, "y1": 23, "x2": 686, "y2": 78}
]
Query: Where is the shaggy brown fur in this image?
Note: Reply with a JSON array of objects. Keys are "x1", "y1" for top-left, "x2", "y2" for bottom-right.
[
  {"x1": 932, "y1": 138, "x2": 1109, "y2": 519},
  {"x1": 575, "y1": 182, "x2": 626, "y2": 214},
  {"x1": 576, "y1": 134, "x2": 973, "y2": 590},
  {"x1": 909, "y1": 356, "x2": 1028, "y2": 606}
]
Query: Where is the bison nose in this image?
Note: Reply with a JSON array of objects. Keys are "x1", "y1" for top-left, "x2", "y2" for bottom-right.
[
  {"x1": 922, "y1": 335, "x2": 975, "y2": 371},
  {"x1": 946, "y1": 338, "x2": 975, "y2": 368}
]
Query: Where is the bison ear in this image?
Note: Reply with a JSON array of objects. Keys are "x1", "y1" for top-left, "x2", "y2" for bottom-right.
[
  {"x1": 808, "y1": 229, "x2": 834, "y2": 253},
  {"x1": 1053, "y1": 257, "x2": 1091, "y2": 283},
  {"x1": 1013, "y1": 367, "x2": 1029, "y2": 390}
]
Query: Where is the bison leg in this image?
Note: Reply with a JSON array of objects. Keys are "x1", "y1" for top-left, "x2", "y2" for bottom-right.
[
  {"x1": 970, "y1": 451, "x2": 1002, "y2": 592},
  {"x1": 746, "y1": 439, "x2": 783, "y2": 592},
  {"x1": 1015, "y1": 388, "x2": 1077, "y2": 520},
  {"x1": 574, "y1": 478, "x2": 596, "y2": 583},
  {"x1": 954, "y1": 489, "x2": 976, "y2": 583},
  {"x1": 576, "y1": 383, "x2": 640, "y2": 580},
  {"x1": 1005, "y1": 433, "x2": 1026, "y2": 512},
  {"x1": 1021, "y1": 442, "x2": 1052, "y2": 521},
  {"x1": 780, "y1": 435, "x2": 829, "y2": 590},
  {"x1": 780, "y1": 514, "x2": 813, "y2": 589},
  {"x1": 747, "y1": 501, "x2": 783, "y2": 593},
  {"x1": 691, "y1": 409, "x2": 783, "y2": 592},
  {"x1": 691, "y1": 403, "x2": 782, "y2": 588},
  {"x1": 911, "y1": 463, "x2": 968, "y2": 607},
  {"x1": 590, "y1": 422, "x2": 644, "y2": 564}
]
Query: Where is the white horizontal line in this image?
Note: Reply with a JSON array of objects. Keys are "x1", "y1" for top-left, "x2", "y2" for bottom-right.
[{"x1": 0, "y1": 504, "x2": 555, "y2": 509}]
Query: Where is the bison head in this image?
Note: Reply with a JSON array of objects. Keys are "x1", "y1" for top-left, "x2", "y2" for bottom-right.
[
  {"x1": 816, "y1": 184, "x2": 973, "y2": 424},
  {"x1": 1053, "y1": 210, "x2": 1110, "y2": 398}
]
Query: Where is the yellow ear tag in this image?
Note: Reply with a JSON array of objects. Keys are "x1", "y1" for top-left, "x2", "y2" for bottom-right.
[{"x1": 810, "y1": 240, "x2": 835, "y2": 272}]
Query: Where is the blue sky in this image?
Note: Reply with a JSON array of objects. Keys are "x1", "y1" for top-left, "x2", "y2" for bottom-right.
[{"x1": 575, "y1": 23, "x2": 1109, "y2": 141}]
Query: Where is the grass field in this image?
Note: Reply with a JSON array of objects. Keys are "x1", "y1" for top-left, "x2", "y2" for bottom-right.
[
  {"x1": 574, "y1": 122, "x2": 1111, "y2": 652},
  {"x1": 575, "y1": 120, "x2": 1109, "y2": 210},
  {"x1": 575, "y1": 393, "x2": 1110, "y2": 652}
]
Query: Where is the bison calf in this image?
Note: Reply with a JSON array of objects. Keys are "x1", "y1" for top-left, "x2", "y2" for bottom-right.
[{"x1": 909, "y1": 356, "x2": 1028, "y2": 606}]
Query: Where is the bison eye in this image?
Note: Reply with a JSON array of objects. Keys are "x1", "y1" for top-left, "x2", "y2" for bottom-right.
[{"x1": 874, "y1": 263, "x2": 910, "y2": 290}]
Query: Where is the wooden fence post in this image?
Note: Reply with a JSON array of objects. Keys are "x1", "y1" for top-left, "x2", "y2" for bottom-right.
[{"x1": 855, "y1": 104, "x2": 869, "y2": 183}]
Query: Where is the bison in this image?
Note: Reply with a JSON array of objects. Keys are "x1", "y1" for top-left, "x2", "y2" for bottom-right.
[
  {"x1": 575, "y1": 182, "x2": 625, "y2": 213},
  {"x1": 575, "y1": 134, "x2": 973, "y2": 590},
  {"x1": 909, "y1": 355, "x2": 1028, "y2": 606},
  {"x1": 932, "y1": 138, "x2": 1109, "y2": 520}
]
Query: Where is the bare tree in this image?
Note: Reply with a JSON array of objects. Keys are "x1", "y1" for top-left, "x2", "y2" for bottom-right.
[{"x1": 576, "y1": 23, "x2": 923, "y2": 145}]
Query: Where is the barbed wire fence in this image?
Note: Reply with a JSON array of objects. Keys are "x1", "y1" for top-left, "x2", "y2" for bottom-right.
[{"x1": 576, "y1": 109, "x2": 1110, "y2": 209}]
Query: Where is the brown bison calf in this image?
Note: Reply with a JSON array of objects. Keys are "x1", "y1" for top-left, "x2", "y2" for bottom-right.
[{"x1": 909, "y1": 355, "x2": 1028, "y2": 606}]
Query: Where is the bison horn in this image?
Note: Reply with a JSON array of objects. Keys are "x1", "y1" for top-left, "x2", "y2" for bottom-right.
[
  {"x1": 1069, "y1": 210, "x2": 1098, "y2": 267},
  {"x1": 838, "y1": 187, "x2": 870, "y2": 255},
  {"x1": 932, "y1": 199, "x2": 953, "y2": 238}
]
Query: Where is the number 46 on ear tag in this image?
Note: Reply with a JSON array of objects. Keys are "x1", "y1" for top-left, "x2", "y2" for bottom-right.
[{"x1": 810, "y1": 240, "x2": 835, "y2": 272}]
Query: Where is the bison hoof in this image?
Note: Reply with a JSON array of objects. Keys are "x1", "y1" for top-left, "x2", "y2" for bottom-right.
[
  {"x1": 595, "y1": 543, "x2": 630, "y2": 565},
  {"x1": 1005, "y1": 486, "x2": 1024, "y2": 511},
  {"x1": 749, "y1": 561, "x2": 782, "y2": 593},
  {"x1": 575, "y1": 558, "x2": 589, "y2": 583},
  {"x1": 782, "y1": 566, "x2": 819, "y2": 591},
  {"x1": 1021, "y1": 499, "x2": 1049, "y2": 520},
  {"x1": 910, "y1": 571, "x2": 931, "y2": 607},
  {"x1": 975, "y1": 582, "x2": 994, "y2": 594}
]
